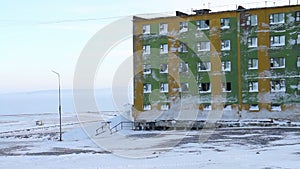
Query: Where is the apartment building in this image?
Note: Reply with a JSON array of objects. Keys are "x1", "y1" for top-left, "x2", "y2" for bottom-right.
[{"x1": 133, "y1": 5, "x2": 300, "y2": 121}]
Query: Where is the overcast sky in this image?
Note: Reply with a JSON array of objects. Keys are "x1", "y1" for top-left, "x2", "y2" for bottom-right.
[{"x1": 0, "y1": 0, "x2": 293, "y2": 93}]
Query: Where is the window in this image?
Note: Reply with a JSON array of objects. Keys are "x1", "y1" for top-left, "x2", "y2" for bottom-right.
[
  {"x1": 222, "y1": 61, "x2": 231, "y2": 71},
  {"x1": 271, "y1": 79, "x2": 286, "y2": 92},
  {"x1": 142, "y1": 24, "x2": 150, "y2": 34},
  {"x1": 249, "y1": 104, "x2": 259, "y2": 111},
  {"x1": 296, "y1": 11, "x2": 300, "y2": 22},
  {"x1": 271, "y1": 104, "x2": 282, "y2": 111},
  {"x1": 248, "y1": 58, "x2": 258, "y2": 70},
  {"x1": 270, "y1": 13, "x2": 285, "y2": 24},
  {"x1": 224, "y1": 105, "x2": 232, "y2": 111},
  {"x1": 249, "y1": 81, "x2": 258, "y2": 92},
  {"x1": 199, "y1": 83, "x2": 211, "y2": 93},
  {"x1": 297, "y1": 56, "x2": 300, "y2": 67},
  {"x1": 179, "y1": 62, "x2": 188, "y2": 73},
  {"x1": 248, "y1": 37, "x2": 258, "y2": 48},
  {"x1": 298, "y1": 80, "x2": 300, "y2": 90},
  {"x1": 221, "y1": 40, "x2": 231, "y2": 51},
  {"x1": 270, "y1": 58, "x2": 285, "y2": 69},
  {"x1": 160, "y1": 104, "x2": 169, "y2": 111},
  {"x1": 160, "y1": 44, "x2": 168, "y2": 54},
  {"x1": 179, "y1": 22, "x2": 188, "y2": 32},
  {"x1": 143, "y1": 104, "x2": 151, "y2": 111},
  {"x1": 179, "y1": 83, "x2": 189, "y2": 92},
  {"x1": 143, "y1": 84, "x2": 152, "y2": 93},
  {"x1": 270, "y1": 35, "x2": 285, "y2": 47},
  {"x1": 297, "y1": 33, "x2": 300, "y2": 44},
  {"x1": 160, "y1": 64, "x2": 168, "y2": 73},
  {"x1": 178, "y1": 42, "x2": 188, "y2": 52},
  {"x1": 160, "y1": 83, "x2": 168, "y2": 93},
  {"x1": 143, "y1": 64, "x2": 151, "y2": 74},
  {"x1": 197, "y1": 41, "x2": 210, "y2": 51},
  {"x1": 197, "y1": 20, "x2": 210, "y2": 30},
  {"x1": 198, "y1": 62, "x2": 211, "y2": 71},
  {"x1": 203, "y1": 104, "x2": 211, "y2": 111},
  {"x1": 220, "y1": 18, "x2": 230, "y2": 29},
  {"x1": 143, "y1": 45, "x2": 150, "y2": 55},
  {"x1": 246, "y1": 15, "x2": 258, "y2": 26},
  {"x1": 222, "y1": 82, "x2": 231, "y2": 92},
  {"x1": 159, "y1": 23, "x2": 168, "y2": 35}
]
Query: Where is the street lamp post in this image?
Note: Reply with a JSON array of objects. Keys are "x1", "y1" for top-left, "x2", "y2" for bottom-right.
[{"x1": 52, "y1": 70, "x2": 62, "y2": 141}]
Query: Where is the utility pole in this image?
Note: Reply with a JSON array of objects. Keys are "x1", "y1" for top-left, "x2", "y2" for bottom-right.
[{"x1": 52, "y1": 70, "x2": 62, "y2": 141}]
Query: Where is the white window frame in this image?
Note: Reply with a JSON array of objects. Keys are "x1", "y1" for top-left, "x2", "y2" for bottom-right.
[
  {"x1": 271, "y1": 79, "x2": 286, "y2": 93},
  {"x1": 143, "y1": 45, "x2": 150, "y2": 55},
  {"x1": 222, "y1": 61, "x2": 231, "y2": 71},
  {"x1": 249, "y1": 104, "x2": 259, "y2": 111},
  {"x1": 203, "y1": 104, "x2": 212, "y2": 111},
  {"x1": 178, "y1": 42, "x2": 188, "y2": 52},
  {"x1": 270, "y1": 35, "x2": 285, "y2": 47},
  {"x1": 249, "y1": 81, "x2": 258, "y2": 92},
  {"x1": 270, "y1": 57, "x2": 285, "y2": 69},
  {"x1": 179, "y1": 21, "x2": 188, "y2": 32},
  {"x1": 179, "y1": 83, "x2": 189, "y2": 92},
  {"x1": 198, "y1": 62, "x2": 211, "y2": 72},
  {"x1": 270, "y1": 13, "x2": 285, "y2": 24},
  {"x1": 197, "y1": 41, "x2": 210, "y2": 51},
  {"x1": 143, "y1": 84, "x2": 152, "y2": 93},
  {"x1": 143, "y1": 104, "x2": 151, "y2": 111},
  {"x1": 297, "y1": 56, "x2": 300, "y2": 67},
  {"x1": 199, "y1": 82, "x2": 211, "y2": 93},
  {"x1": 221, "y1": 18, "x2": 230, "y2": 29},
  {"x1": 248, "y1": 58, "x2": 258, "y2": 70},
  {"x1": 246, "y1": 15, "x2": 258, "y2": 26},
  {"x1": 224, "y1": 105, "x2": 232, "y2": 111},
  {"x1": 222, "y1": 82, "x2": 232, "y2": 92},
  {"x1": 160, "y1": 64, "x2": 168, "y2": 73},
  {"x1": 221, "y1": 40, "x2": 231, "y2": 51},
  {"x1": 179, "y1": 62, "x2": 188, "y2": 73},
  {"x1": 296, "y1": 11, "x2": 300, "y2": 22},
  {"x1": 160, "y1": 83, "x2": 168, "y2": 93},
  {"x1": 271, "y1": 104, "x2": 282, "y2": 112},
  {"x1": 248, "y1": 37, "x2": 258, "y2": 48},
  {"x1": 160, "y1": 104, "x2": 169, "y2": 111},
  {"x1": 143, "y1": 64, "x2": 151, "y2": 75},
  {"x1": 160, "y1": 44, "x2": 168, "y2": 54},
  {"x1": 142, "y1": 24, "x2": 150, "y2": 35},
  {"x1": 159, "y1": 23, "x2": 168, "y2": 35},
  {"x1": 197, "y1": 20, "x2": 210, "y2": 30},
  {"x1": 297, "y1": 33, "x2": 300, "y2": 44}
]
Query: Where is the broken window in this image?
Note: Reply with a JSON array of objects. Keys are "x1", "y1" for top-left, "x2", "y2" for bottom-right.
[
  {"x1": 270, "y1": 57, "x2": 285, "y2": 69},
  {"x1": 249, "y1": 81, "x2": 258, "y2": 92},
  {"x1": 271, "y1": 79, "x2": 286, "y2": 93},
  {"x1": 270, "y1": 13, "x2": 285, "y2": 24},
  {"x1": 198, "y1": 62, "x2": 211, "y2": 71},
  {"x1": 197, "y1": 20, "x2": 210, "y2": 30},
  {"x1": 197, "y1": 41, "x2": 210, "y2": 51}
]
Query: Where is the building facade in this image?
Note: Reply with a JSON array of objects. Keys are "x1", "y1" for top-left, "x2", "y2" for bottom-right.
[{"x1": 133, "y1": 5, "x2": 300, "y2": 121}]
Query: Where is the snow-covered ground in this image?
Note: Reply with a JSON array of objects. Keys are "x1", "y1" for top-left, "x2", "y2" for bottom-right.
[{"x1": 0, "y1": 112, "x2": 300, "y2": 169}]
